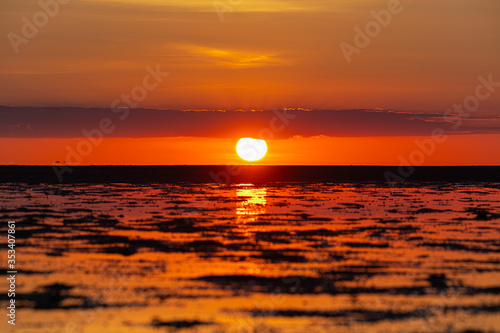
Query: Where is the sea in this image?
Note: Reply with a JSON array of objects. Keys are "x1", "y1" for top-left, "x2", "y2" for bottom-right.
[{"x1": 0, "y1": 166, "x2": 499, "y2": 333}]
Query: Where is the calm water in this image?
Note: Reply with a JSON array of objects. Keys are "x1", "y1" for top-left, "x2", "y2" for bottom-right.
[{"x1": 1, "y1": 182, "x2": 500, "y2": 332}]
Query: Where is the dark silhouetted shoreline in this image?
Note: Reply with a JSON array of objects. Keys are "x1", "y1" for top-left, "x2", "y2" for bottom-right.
[{"x1": 0, "y1": 165, "x2": 499, "y2": 184}]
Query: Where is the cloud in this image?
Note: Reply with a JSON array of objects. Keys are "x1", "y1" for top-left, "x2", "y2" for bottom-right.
[
  {"x1": 171, "y1": 43, "x2": 291, "y2": 68},
  {"x1": 78, "y1": 0, "x2": 344, "y2": 13},
  {"x1": 1, "y1": 107, "x2": 499, "y2": 139}
]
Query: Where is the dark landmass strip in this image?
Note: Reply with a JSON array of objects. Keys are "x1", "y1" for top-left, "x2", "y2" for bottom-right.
[{"x1": 0, "y1": 166, "x2": 500, "y2": 184}]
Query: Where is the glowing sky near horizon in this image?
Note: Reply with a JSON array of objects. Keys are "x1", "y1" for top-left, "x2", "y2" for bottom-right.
[{"x1": 0, "y1": 0, "x2": 499, "y2": 165}]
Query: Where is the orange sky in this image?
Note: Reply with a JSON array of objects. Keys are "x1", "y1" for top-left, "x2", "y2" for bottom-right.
[
  {"x1": 1, "y1": 0, "x2": 499, "y2": 165},
  {"x1": 2, "y1": 134, "x2": 500, "y2": 165}
]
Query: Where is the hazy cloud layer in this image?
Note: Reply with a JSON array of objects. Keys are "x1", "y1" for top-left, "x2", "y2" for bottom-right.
[{"x1": 1, "y1": 107, "x2": 499, "y2": 139}]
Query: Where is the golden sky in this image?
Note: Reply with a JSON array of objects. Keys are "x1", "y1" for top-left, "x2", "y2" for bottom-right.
[{"x1": 0, "y1": 0, "x2": 499, "y2": 164}]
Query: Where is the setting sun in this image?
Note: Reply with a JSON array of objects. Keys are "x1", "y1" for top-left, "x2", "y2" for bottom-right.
[{"x1": 236, "y1": 138, "x2": 267, "y2": 162}]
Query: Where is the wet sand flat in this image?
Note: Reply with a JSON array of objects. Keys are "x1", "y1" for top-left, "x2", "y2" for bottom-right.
[{"x1": 1, "y1": 180, "x2": 500, "y2": 332}]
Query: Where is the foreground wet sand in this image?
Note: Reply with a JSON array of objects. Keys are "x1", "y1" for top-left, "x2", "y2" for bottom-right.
[{"x1": 1, "y1": 182, "x2": 499, "y2": 332}]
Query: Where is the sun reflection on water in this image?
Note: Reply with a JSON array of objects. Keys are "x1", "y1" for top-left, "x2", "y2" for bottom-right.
[{"x1": 236, "y1": 186, "x2": 267, "y2": 216}]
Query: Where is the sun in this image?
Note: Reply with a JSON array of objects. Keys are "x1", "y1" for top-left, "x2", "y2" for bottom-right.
[{"x1": 236, "y1": 138, "x2": 267, "y2": 162}]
